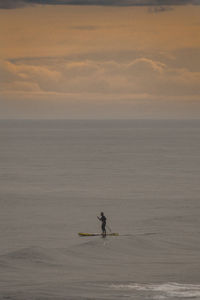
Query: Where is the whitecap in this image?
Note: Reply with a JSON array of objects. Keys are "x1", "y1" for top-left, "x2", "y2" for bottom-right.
[{"x1": 110, "y1": 282, "x2": 200, "y2": 299}]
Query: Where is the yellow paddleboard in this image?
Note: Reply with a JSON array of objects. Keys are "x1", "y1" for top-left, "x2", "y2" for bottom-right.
[{"x1": 78, "y1": 233, "x2": 119, "y2": 237}]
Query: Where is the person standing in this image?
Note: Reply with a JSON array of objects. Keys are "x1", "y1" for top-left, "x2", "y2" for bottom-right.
[{"x1": 97, "y1": 212, "x2": 107, "y2": 236}]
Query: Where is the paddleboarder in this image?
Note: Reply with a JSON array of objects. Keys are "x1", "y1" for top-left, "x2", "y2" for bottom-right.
[{"x1": 97, "y1": 212, "x2": 107, "y2": 236}]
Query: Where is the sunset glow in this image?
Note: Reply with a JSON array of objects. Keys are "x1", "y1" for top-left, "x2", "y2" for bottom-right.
[{"x1": 0, "y1": 3, "x2": 200, "y2": 118}]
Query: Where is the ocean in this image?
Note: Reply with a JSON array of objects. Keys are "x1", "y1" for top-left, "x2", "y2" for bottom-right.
[{"x1": 0, "y1": 119, "x2": 200, "y2": 299}]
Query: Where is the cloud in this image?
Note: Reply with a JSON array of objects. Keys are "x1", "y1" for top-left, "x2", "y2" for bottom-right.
[
  {"x1": 1, "y1": 57, "x2": 200, "y2": 98},
  {"x1": 1, "y1": 56, "x2": 200, "y2": 119},
  {"x1": 1, "y1": 0, "x2": 200, "y2": 9},
  {"x1": 148, "y1": 6, "x2": 173, "y2": 13},
  {"x1": 0, "y1": 59, "x2": 61, "y2": 92},
  {"x1": 0, "y1": 0, "x2": 29, "y2": 9}
]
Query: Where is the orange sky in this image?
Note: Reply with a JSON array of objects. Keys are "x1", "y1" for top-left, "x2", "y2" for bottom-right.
[{"x1": 0, "y1": 5, "x2": 200, "y2": 118}]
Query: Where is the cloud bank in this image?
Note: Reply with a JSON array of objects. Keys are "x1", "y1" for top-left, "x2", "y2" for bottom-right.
[
  {"x1": 1, "y1": 57, "x2": 200, "y2": 97},
  {"x1": 1, "y1": 55, "x2": 200, "y2": 119},
  {"x1": 1, "y1": 0, "x2": 200, "y2": 9}
]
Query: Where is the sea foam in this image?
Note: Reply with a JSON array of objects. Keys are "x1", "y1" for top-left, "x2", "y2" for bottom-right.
[{"x1": 111, "y1": 282, "x2": 200, "y2": 299}]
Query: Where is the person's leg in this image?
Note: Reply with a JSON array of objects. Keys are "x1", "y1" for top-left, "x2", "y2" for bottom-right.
[{"x1": 102, "y1": 223, "x2": 106, "y2": 236}]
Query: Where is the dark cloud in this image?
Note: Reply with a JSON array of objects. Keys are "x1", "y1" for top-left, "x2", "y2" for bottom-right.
[
  {"x1": 1, "y1": 0, "x2": 200, "y2": 9},
  {"x1": 0, "y1": 0, "x2": 27, "y2": 8}
]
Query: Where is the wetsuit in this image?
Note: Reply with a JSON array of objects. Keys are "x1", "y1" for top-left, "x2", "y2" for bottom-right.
[{"x1": 100, "y1": 215, "x2": 106, "y2": 234}]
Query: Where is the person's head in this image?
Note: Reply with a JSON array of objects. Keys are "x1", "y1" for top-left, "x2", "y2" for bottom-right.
[{"x1": 101, "y1": 212, "x2": 104, "y2": 216}]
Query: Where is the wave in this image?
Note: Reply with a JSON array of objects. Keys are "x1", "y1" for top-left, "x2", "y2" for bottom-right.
[
  {"x1": 0, "y1": 246, "x2": 61, "y2": 268},
  {"x1": 111, "y1": 282, "x2": 200, "y2": 299}
]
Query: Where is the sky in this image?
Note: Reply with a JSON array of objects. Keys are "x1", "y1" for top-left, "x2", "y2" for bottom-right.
[{"x1": 0, "y1": 0, "x2": 200, "y2": 119}]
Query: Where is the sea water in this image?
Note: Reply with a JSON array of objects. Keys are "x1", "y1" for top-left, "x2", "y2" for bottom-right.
[{"x1": 0, "y1": 119, "x2": 200, "y2": 299}]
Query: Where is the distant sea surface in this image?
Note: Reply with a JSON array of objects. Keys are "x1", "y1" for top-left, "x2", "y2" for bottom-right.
[{"x1": 0, "y1": 119, "x2": 200, "y2": 299}]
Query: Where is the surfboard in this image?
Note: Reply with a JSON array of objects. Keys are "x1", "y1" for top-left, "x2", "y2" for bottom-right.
[{"x1": 78, "y1": 233, "x2": 119, "y2": 237}]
